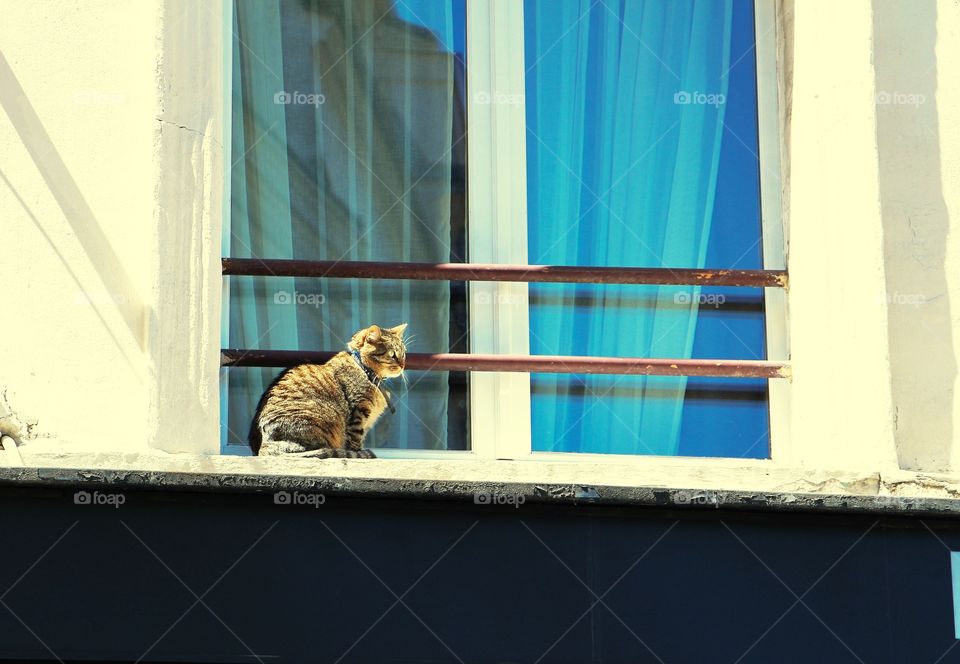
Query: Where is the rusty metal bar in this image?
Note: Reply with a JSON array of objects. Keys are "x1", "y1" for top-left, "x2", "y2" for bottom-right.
[
  {"x1": 222, "y1": 258, "x2": 787, "y2": 288},
  {"x1": 220, "y1": 349, "x2": 790, "y2": 379}
]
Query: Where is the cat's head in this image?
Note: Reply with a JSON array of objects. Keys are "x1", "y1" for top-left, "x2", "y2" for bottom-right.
[{"x1": 348, "y1": 324, "x2": 408, "y2": 379}]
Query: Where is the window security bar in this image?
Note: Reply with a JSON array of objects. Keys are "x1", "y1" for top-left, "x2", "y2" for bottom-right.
[
  {"x1": 221, "y1": 350, "x2": 789, "y2": 379},
  {"x1": 222, "y1": 258, "x2": 787, "y2": 288},
  {"x1": 221, "y1": 258, "x2": 790, "y2": 379}
]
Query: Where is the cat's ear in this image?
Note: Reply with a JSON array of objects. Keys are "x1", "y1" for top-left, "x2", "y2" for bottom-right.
[
  {"x1": 389, "y1": 323, "x2": 408, "y2": 335},
  {"x1": 365, "y1": 324, "x2": 382, "y2": 344},
  {"x1": 347, "y1": 327, "x2": 365, "y2": 350}
]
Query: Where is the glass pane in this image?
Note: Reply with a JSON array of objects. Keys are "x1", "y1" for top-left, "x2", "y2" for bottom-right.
[
  {"x1": 524, "y1": 0, "x2": 770, "y2": 457},
  {"x1": 224, "y1": 0, "x2": 468, "y2": 453}
]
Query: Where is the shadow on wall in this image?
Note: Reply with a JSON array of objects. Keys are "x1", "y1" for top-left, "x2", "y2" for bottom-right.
[
  {"x1": 873, "y1": 1, "x2": 955, "y2": 471},
  {"x1": 0, "y1": 50, "x2": 144, "y2": 365}
]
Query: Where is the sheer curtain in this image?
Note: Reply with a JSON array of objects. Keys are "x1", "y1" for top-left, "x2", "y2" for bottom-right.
[
  {"x1": 226, "y1": 0, "x2": 466, "y2": 452},
  {"x1": 525, "y1": 0, "x2": 735, "y2": 455}
]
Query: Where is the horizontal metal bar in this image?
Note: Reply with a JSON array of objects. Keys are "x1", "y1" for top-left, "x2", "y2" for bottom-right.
[
  {"x1": 221, "y1": 349, "x2": 790, "y2": 379},
  {"x1": 222, "y1": 258, "x2": 787, "y2": 288}
]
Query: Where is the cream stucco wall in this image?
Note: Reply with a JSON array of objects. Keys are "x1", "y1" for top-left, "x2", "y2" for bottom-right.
[
  {"x1": 0, "y1": 2, "x2": 157, "y2": 450},
  {"x1": 0, "y1": 0, "x2": 223, "y2": 454},
  {"x1": 787, "y1": 0, "x2": 900, "y2": 472},
  {"x1": 2, "y1": 0, "x2": 960, "y2": 496}
]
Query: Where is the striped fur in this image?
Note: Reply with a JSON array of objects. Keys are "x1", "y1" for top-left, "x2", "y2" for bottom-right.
[{"x1": 250, "y1": 324, "x2": 407, "y2": 458}]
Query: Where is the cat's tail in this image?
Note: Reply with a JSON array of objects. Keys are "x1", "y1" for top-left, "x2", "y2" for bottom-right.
[
  {"x1": 294, "y1": 448, "x2": 377, "y2": 459},
  {"x1": 257, "y1": 441, "x2": 376, "y2": 459},
  {"x1": 302, "y1": 447, "x2": 377, "y2": 459}
]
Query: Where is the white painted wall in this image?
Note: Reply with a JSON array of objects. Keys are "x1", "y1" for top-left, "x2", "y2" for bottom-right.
[
  {"x1": 0, "y1": 0, "x2": 223, "y2": 454},
  {"x1": 0, "y1": 1, "x2": 157, "y2": 451},
  {"x1": 2, "y1": 0, "x2": 960, "y2": 493},
  {"x1": 786, "y1": 0, "x2": 900, "y2": 471}
]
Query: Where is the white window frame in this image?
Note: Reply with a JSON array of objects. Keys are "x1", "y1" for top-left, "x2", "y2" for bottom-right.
[
  {"x1": 221, "y1": 0, "x2": 788, "y2": 463},
  {"x1": 754, "y1": 0, "x2": 791, "y2": 465},
  {"x1": 464, "y1": 0, "x2": 532, "y2": 461},
  {"x1": 464, "y1": 0, "x2": 787, "y2": 463}
]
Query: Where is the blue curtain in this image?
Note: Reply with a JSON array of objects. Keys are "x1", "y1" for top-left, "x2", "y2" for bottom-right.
[
  {"x1": 225, "y1": 0, "x2": 467, "y2": 453},
  {"x1": 525, "y1": 0, "x2": 747, "y2": 455}
]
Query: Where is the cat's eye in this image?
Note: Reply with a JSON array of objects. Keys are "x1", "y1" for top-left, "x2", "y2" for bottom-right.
[{"x1": 389, "y1": 351, "x2": 397, "y2": 359}]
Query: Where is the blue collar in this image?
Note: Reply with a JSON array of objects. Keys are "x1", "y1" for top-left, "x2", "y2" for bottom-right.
[{"x1": 351, "y1": 350, "x2": 382, "y2": 387}]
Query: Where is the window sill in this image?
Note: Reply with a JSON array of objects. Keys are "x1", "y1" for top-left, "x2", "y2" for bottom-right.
[{"x1": 2, "y1": 448, "x2": 960, "y2": 516}]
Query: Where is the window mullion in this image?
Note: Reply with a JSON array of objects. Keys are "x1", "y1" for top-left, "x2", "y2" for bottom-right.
[{"x1": 466, "y1": 0, "x2": 532, "y2": 460}]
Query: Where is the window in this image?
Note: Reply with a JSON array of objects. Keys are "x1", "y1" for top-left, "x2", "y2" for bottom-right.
[
  {"x1": 222, "y1": 0, "x2": 786, "y2": 460},
  {"x1": 521, "y1": 0, "x2": 785, "y2": 458},
  {"x1": 223, "y1": 0, "x2": 470, "y2": 454}
]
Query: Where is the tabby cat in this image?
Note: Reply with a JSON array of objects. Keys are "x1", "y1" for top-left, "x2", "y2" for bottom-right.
[{"x1": 250, "y1": 324, "x2": 407, "y2": 458}]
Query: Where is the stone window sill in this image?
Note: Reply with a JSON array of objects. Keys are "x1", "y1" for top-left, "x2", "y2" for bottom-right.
[{"x1": 2, "y1": 449, "x2": 960, "y2": 516}]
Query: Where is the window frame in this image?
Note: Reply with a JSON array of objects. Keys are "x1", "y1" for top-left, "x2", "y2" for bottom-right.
[
  {"x1": 464, "y1": 0, "x2": 533, "y2": 461},
  {"x1": 754, "y1": 0, "x2": 791, "y2": 465},
  {"x1": 466, "y1": 0, "x2": 787, "y2": 463},
  {"x1": 219, "y1": 0, "x2": 788, "y2": 462}
]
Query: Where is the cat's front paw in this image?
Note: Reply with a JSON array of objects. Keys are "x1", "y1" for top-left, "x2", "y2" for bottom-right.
[{"x1": 357, "y1": 449, "x2": 377, "y2": 459}]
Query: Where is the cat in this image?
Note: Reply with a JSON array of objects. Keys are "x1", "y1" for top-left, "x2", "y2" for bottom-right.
[{"x1": 249, "y1": 324, "x2": 407, "y2": 458}]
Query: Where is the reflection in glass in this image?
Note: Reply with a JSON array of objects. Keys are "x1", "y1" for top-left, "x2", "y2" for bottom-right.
[{"x1": 225, "y1": 0, "x2": 468, "y2": 452}]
